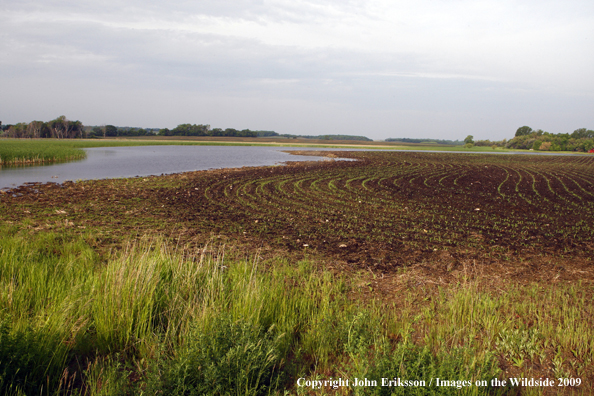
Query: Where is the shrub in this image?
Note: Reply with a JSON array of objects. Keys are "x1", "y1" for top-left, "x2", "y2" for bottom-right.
[{"x1": 539, "y1": 142, "x2": 552, "y2": 151}]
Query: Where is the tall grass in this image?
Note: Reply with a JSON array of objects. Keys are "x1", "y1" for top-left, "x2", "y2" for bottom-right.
[
  {"x1": 0, "y1": 140, "x2": 87, "y2": 165},
  {"x1": 0, "y1": 227, "x2": 591, "y2": 395}
]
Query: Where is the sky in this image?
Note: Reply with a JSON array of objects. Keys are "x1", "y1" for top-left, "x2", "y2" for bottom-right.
[{"x1": 2, "y1": 0, "x2": 593, "y2": 141}]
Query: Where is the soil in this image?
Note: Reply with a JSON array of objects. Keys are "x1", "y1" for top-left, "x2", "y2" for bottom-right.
[{"x1": 2, "y1": 150, "x2": 593, "y2": 288}]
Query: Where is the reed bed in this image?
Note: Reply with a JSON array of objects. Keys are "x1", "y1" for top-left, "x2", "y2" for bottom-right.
[
  {"x1": 0, "y1": 140, "x2": 87, "y2": 165},
  {"x1": 0, "y1": 227, "x2": 591, "y2": 395}
]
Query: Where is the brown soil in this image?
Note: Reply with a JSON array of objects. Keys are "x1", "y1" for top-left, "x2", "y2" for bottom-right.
[{"x1": 2, "y1": 150, "x2": 593, "y2": 288}]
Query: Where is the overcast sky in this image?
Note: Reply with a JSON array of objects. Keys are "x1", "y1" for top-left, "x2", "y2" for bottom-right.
[{"x1": 2, "y1": 0, "x2": 593, "y2": 140}]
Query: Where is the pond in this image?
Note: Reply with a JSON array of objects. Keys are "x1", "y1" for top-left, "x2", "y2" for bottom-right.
[
  {"x1": 0, "y1": 145, "x2": 337, "y2": 190},
  {"x1": 0, "y1": 145, "x2": 584, "y2": 191}
]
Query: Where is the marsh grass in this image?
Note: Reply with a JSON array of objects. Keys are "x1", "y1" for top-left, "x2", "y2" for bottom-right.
[
  {"x1": 0, "y1": 140, "x2": 87, "y2": 165},
  {"x1": 0, "y1": 227, "x2": 591, "y2": 395}
]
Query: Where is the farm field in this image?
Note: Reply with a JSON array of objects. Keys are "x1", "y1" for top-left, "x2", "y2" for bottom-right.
[
  {"x1": 1, "y1": 151, "x2": 593, "y2": 395},
  {"x1": 6, "y1": 151, "x2": 593, "y2": 265}
]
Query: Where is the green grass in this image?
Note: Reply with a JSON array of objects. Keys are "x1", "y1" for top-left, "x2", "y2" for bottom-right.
[
  {"x1": 0, "y1": 226, "x2": 591, "y2": 395},
  {"x1": 0, "y1": 140, "x2": 87, "y2": 165}
]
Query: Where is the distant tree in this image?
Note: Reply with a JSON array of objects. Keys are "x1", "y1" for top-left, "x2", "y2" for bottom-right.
[
  {"x1": 48, "y1": 116, "x2": 69, "y2": 139},
  {"x1": 515, "y1": 126, "x2": 533, "y2": 137},
  {"x1": 27, "y1": 121, "x2": 44, "y2": 138},
  {"x1": 224, "y1": 128, "x2": 239, "y2": 137},
  {"x1": 69, "y1": 120, "x2": 84, "y2": 138},
  {"x1": 105, "y1": 125, "x2": 118, "y2": 137},
  {"x1": 45, "y1": 116, "x2": 83, "y2": 139},
  {"x1": 239, "y1": 129, "x2": 257, "y2": 137},
  {"x1": 539, "y1": 142, "x2": 552, "y2": 151},
  {"x1": 571, "y1": 128, "x2": 594, "y2": 139},
  {"x1": 256, "y1": 131, "x2": 279, "y2": 137},
  {"x1": 385, "y1": 138, "x2": 462, "y2": 145},
  {"x1": 474, "y1": 139, "x2": 491, "y2": 147},
  {"x1": 89, "y1": 126, "x2": 103, "y2": 138},
  {"x1": 6, "y1": 123, "x2": 28, "y2": 138},
  {"x1": 280, "y1": 134, "x2": 372, "y2": 141},
  {"x1": 464, "y1": 135, "x2": 474, "y2": 145}
]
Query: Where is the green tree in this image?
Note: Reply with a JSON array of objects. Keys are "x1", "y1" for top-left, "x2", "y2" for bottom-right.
[
  {"x1": 464, "y1": 135, "x2": 474, "y2": 144},
  {"x1": 515, "y1": 126, "x2": 533, "y2": 137},
  {"x1": 27, "y1": 121, "x2": 45, "y2": 138},
  {"x1": 6, "y1": 123, "x2": 28, "y2": 138},
  {"x1": 105, "y1": 125, "x2": 118, "y2": 137},
  {"x1": 571, "y1": 128, "x2": 594, "y2": 139},
  {"x1": 48, "y1": 116, "x2": 69, "y2": 139}
]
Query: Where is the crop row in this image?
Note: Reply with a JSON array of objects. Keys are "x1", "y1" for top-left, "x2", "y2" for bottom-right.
[{"x1": 157, "y1": 152, "x2": 594, "y2": 267}]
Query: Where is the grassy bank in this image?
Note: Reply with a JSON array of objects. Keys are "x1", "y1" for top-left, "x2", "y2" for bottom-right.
[
  {"x1": 0, "y1": 226, "x2": 591, "y2": 395},
  {"x1": 0, "y1": 140, "x2": 87, "y2": 166}
]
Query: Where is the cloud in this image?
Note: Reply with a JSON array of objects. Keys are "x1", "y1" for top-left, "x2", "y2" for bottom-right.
[{"x1": 1, "y1": 0, "x2": 593, "y2": 139}]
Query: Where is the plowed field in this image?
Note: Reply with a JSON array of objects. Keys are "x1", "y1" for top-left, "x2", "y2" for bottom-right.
[{"x1": 4, "y1": 151, "x2": 594, "y2": 272}]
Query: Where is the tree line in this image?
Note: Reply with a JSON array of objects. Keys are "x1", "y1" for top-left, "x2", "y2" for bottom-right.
[
  {"x1": 88, "y1": 125, "x2": 159, "y2": 138},
  {"x1": 1, "y1": 118, "x2": 374, "y2": 141},
  {"x1": 389, "y1": 126, "x2": 594, "y2": 152},
  {"x1": 385, "y1": 138, "x2": 463, "y2": 145},
  {"x1": 157, "y1": 124, "x2": 258, "y2": 137},
  {"x1": 0, "y1": 119, "x2": 263, "y2": 139},
  {"x1": 3, "y1": 117, "x2": 592, "y2": 152},
  {"x1": 283, "y1": 134, "x2": 372, "y2": 141},
  {"x1": 257, "y1": 130, "x2": 373, "y2": 141},
  {"x1": 0, "y1": 116, "x2": 84, "y2": 139},
  {"x1": 504, "y1": 126, "x2": 594, "y2": 152}
]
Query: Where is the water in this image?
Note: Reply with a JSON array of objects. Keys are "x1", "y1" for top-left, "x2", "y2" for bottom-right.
[
  {"x1": 0, "y1": 145, "x2": 336, "y2": 190},
  {"x1": 0, "y1": 145, "x2": 584, "y2": 191}
]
